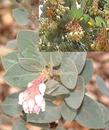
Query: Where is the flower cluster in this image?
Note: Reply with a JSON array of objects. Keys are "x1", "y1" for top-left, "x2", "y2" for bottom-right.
[
  {"x1": 18, "y1": 73, "x2": 47, "y2": 114},
  {"x1": 39, "y1": 0, "x2": 108, "y2": 51},
  {"x1": 65, "y1": 21, "x2": 84, "y2": 42},
  {"x1": 44, "y1": 0, "x2": 69, "y2": 19},
  {"x1": 91, "y1": 28, "x2": 109, "y2": 51},
  {"x1": 90, "y1": 0, "x2": 99, "y2": 15}
]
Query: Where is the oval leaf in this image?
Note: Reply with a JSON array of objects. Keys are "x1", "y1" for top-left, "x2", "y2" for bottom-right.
[
  {"x1": 4, "y1": 63, "x2": 40, "y2": 88},
  {"x1": 12, "y1": 118, "x2": 28, "y2": 130},
  {"x1": 19, "y1": 58, "x2": 43, "y2": 72},
  {"x1": 46, "y1": 79, "x2": 69, "y2": 96},
  {"x1": 60, "y1": 57, "x2": 78, "y2": 90},
  {"x1": 61, "y1": 102, "x2": 77, "y2": 121},
  {"x1": 76, "y1": 95, "x2": 105, "y2": 129},
  {"x1": 1, "y1": 52, "x2": 18, "y2": 70},
  {"x1": 13, "y1": 8, "x2": 30, "y2": 25},
  {"x1": 80, "y1": 59, "x2": 93, "y2": 85},
  {"x1": 65, "y1": 76, "x2": 85, "y2": 109},
  {"x1": 17, "y1": 30, "x2": 39, "y2": 58},
  {"x1": 1, "y1": 93, "x2": 22, "y2": 117},
  {"x1": 63, "y1": 52, "x2": 87, "y2": 74}
]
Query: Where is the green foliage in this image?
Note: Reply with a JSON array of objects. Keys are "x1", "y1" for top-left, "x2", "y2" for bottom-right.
[
  {"x1": 59, "y1": 57, "x2": 78, "y2": 90},
  {"x1": 46, "y1": 79, "x2": 69, "y2": 96},
  {"x1": 76, "y1": 95, "x2": 106, "y2": 129},
  {"x1": 1, "y1": 52, "x2": 18, "y2": 70},
  {"x1": 95, "y1": 16, "x2": 106, "y2": 27},
  {"x1": 4, "y1": 63, "x2": 40, "y2": 88},
  {"x1": 6, "y1": 40, "x2": 17, "y2": 49},
  {"x1": 1, "y1": 33, "x2": 109, "y2": 128},
  {"x1": 0, "y1": 93, "x2": 22, "y2": 117},
  {"x1": 41, "y1": 52, "x2": 62, "y2": 66},
  {"x1": 12, "y1": 118, "x2": 28, "y2": 130},
  {"x1": 17, "y1": 30, "x2": 39, "y2": 58},
  {"x1": 61, "y1": 102, "x2": 77, "y2": 121},
  {"x1": 1, "y1": 0, "x2": 109, "y2": 129},
  {"x1": 1, "y1": 31, "x2": 109, "y2": 129},
  {"x1": 80, "y1": 59, "x2": 93, "y2": 85},
  {"x1": 13, "y1": 8, "x2": 30, "y2": 25},
  {"x1": 39, "y1": 0, "x2": 109, "y2": 51},
  {"x1": 65, "y1": 76, "x2": 85, "y2": 109},
  {"x1": 69, "y1": 8, "x2": 83, "y2": 20},
  {"x1": 63, "y1": 52, "x2": 87, "y2": 74}
]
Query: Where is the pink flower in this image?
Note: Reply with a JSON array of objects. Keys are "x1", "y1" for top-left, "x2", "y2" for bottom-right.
[{"x1": 18, "y1": 73, "x2": 47, "y2": 114}]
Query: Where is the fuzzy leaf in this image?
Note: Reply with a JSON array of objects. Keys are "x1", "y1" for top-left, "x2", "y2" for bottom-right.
[
  {"x1": 1, "y1": 93, "x2": 22, "y2": 117},
  {"x1": 1, "y1": 52, "x2": 18, "y2": 70},
  {"x1": 98, "y1": 103, "x2": 109, "y2": 124},
  {"x1": 12, "y1": 118, "x2": 28, "y2": 130},
  {"x1": 13, "y1": 8, "x2": 30, "y2": 25},
  {"x1": 4, "y1": 63, "x2": 40, "y2": 88},
  {"x1": 46, "y1": 79, "x2": 61, "y2": 94},
  {"x1": 65, "y1": 76, "x2": 85, "y2": 109},
  {"x1": 61, "y1": 102, "x2": 77, "y2": 121},
  {"x1": 6, "y1": 40, "x2": 17, "y2": 49},
  {"x1": 50, "y1": 52, "x2": 62, "y2": 66},
  {"x1": 64, "y1": 52, "x2": 87, "y2": 74},
  {"x1": 41, "y1": 52, "x2": 62, "y2": 67},
  {"x1": 60, "y1": 57, "x2": 78, "y2": 90},
  {"x1": 76, "y1": 95, "x2": 105, "y2": 129},
  {"x1": 19, "y1": 58, "x2": 43, "y2": 72},
  {"x1": 80, "y1": 59, "x2": 93, "y2": 85},
  {"x1": 17, "y1": 30, "x2": 39, "y2": 58},
  {"x1": 50, "y1": 85, "x2": 69, "y2": 97},
  {"x1": 46, "y1": 79, "x2": 69, "y2": 96}
]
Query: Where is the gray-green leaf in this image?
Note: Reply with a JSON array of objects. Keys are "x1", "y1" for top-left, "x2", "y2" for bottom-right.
[
  {"x1": 46, "y1": 79, "x2": 69, "y2": 96},
  {"x1": 60, "y1": 57, "x2": 78, "y2": 90},
  {"x1": 1, "y1": 93, "x2": 22, "y2": 117},
  {"x1": 65, "y1": 76, "x2": 85, "y2": 109},
  {"x1": 12, "y1": 118, "x2": 28, "y2": 130},
  {"x1": 64, "y1": 52, "x2": 87, "y2": 74},
  {"x1": 19, "y1": 58, "x2": 43, "y2": 72},
  {"x1": 17, "y1": 30, "x2": 39, "y2": 58},
  {"x1": 13, "y1": 8, "x2": 30, "y2": 25},
  {"x1": 61, "y1": 102, "x2": 77, "y2": 121},
  {"x1": 76, "y1": 95, "x2": 105, "y2": 129},
  {"x1": 4, "y1": 63, "x2": 40, "y2": 88},
  {"x1": 80, "y1": 59, "x2": 93, "y2": 85},
  {"x1": 1, "y1": 52, "x2": 18, "y2": 70}
]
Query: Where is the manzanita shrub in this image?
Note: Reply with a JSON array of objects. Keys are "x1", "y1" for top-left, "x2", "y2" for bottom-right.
[
  {"x1": 10, "y1": 0, "x2": 109, "y2": 51},
  {"x1": 39, "y1": 0, "x2": 109, "y2": 51},
  {"x1": 1, "y1": 0, "x2": 109, "y2": 130},
  {"x1": 1, "y1": 30, "x2": 109, "y2": 130}
]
